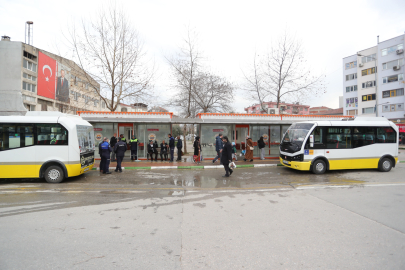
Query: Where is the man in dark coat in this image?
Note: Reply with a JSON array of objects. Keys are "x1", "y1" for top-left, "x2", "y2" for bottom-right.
[
  {"x1": 176, "y1": 136, "x2": 183, "y2": 161},
  {"x1": 220, "y1": 136, "x2": 233, "y2": 177},
  {"x1": 168, "y1": 134, "x2": 175, "y2": 162},
  {"x1": 110, "y1": 133, "x2": 117, "y2": 161},
  {"x1": 147, "y1": 140, "x2": 158, "y2": 161},
  {"x1": 129, "y1": 135, "x2": 139, "y2": 161},
  {"x1": 99, "y1": 137, "x2": 112, "y2": 174},
  {"x1": 114, "y1": 137, "x2": 127, "y2": 172},
  {"x1": 213, "y1": 133, "x2": 223, "y2": 164}
]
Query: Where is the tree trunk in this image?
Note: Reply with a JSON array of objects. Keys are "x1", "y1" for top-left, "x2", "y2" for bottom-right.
[{"x1": 183, "y1": 125, "x2": 187, "y2": 154}]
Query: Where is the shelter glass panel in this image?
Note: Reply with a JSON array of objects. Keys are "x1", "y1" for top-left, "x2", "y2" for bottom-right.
[{"x1": 200, "y1": 124, "x2": 233, "y2": 158}]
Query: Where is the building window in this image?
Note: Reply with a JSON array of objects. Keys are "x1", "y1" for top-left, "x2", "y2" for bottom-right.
[
  {"x1": 382, "y1": 103, "x2": 404, "y2": 112},
  {"x1": 22, "y1": 81, "x2": 36, "y2": 93},
  {"x1": 362, "y1": 94, "x2": 376, "y2": 101},
  {"x1": 346, "y1": 97, "x2": 358, "y2": 108},
  {"x1": 346, "y1": 85, "x2": 357, "y2": 92},
  {"x1": 362, "y1": 81, "x2": 376, "y2": 89},
  {"x1": 345, "y1": 73, "x2": 357, "y2": 81},
  {"x1": 121, "y1": 108, "x2": 128, "y2": 112},
  {"x1": 345, "y1": 61, "x2": 357, "y2": 69},
  {"x1": 381, "y1": 44, "x2": 404, "y2": 56},
  {"x1": 382, "y1": 88, "x2": 404, "y2": 98},
  {"x1": 22, "y1": 94, "x2": 36, "y2": 102},
  {"x1": 23, "y1": 51, "x2": 37, "y2": 61},
  {"x1": 22, "y1": 72, "x2": 36, "y2": 82},
  {"x1": 362, "y1": 107, "x2": 374, "y2": 114},
  {"x1": 361, "y1": 67, "x2": 376, "y2": 76},
  {"x1": 361, "y1": 54, "x2": 376, "y2": 63},
  {"x1": 23, "y1": 59, "x2": 37, "y2": 72},
  {"x1": 382, "y1": 59, "x2": 404, "y2": 70},
  {"x1": 102, "y1": 101, "x2": 106, "y2": 109},
  {"x1": 382, "y1": 74, "x2": 404, "y2": 84}
]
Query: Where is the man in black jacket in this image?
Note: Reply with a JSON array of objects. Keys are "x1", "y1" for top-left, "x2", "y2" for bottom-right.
[
  {"x1": 176, "y1": 136, "x2": 183, "y2": 161},
  {"x1": 147, "y1": 140, "x2": 158, "y2": 161},
  {"x1": 114, "y1": 137, "x2": 127, "y2": 172},
  {"x1": 168, "y1": 134, "x2": 175, "y2": 162},
  {"x1": 110, "y1": 133, "x2": 117, "y2": 161},
  {"x1": 220, "y1": 136, "x2": 233, "y2": 177}
]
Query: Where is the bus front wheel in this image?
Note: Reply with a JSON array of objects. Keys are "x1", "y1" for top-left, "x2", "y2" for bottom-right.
[
  {"x1": 379, "y1": 158, "x2": 392, "y2": 172},
  {"x1": 44, "y1": 165, "x2": 64, "y2": 183},
  {"x1": 312, "y1": 160, "x2": 326, "y2": 174}
]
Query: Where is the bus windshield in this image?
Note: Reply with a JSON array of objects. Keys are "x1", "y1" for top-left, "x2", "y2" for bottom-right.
[
  {"x1": 282, "y1": 123, "x2": 314, "y2": 146},
  {"x1": 77, "y1": 125, "x2": 95, "y2": 154}
]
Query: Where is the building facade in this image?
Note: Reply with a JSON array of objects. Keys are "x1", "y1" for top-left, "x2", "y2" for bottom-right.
[
  {"x1": 0, "y1": 37, "x2": 108, "y2": 115},
  {"x1": 244, "y1": 102, "x2": 310, "y2": 115},
  {"x1": 343, "y1": 34, "x2": 405, "y2": 120}
]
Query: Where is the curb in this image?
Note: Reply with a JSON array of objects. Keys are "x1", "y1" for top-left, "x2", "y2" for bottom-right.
[{"x1": 94, "y1": 163, "x2": 280, "y2": 170}]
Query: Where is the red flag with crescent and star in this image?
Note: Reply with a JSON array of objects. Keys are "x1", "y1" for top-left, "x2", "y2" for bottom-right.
[{"x1": 37, "y1": 51, "x2": 57, "y2": 99}]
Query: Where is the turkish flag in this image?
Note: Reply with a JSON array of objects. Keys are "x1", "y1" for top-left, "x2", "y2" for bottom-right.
[{"x1": 37, "y1": 51, "x2": 57, "y2": 100}]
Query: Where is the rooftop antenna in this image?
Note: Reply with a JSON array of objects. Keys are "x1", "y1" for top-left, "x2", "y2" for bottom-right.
[{"x1": 25, "y1": 21, "x2": 34, "y2": 45}]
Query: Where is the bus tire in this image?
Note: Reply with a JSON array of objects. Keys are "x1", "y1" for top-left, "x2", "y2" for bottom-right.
[
  {"x1": 312, "y1": 159, "x2": 326, "y2": 174},
  {"x1": 379, "y1": 157, "x2": 392, "y2": 172},
  {"x1": 44, "y1": 165, "x2": 64, "y2": 183}
]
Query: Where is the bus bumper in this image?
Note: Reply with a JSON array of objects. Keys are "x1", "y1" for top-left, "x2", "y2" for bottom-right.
[
  {"x1": 279, "y1": 157, "x2": 311, "y2": 171},
  {"x1": 66, "y1": 163, "x2": 94, "y2": 177}
]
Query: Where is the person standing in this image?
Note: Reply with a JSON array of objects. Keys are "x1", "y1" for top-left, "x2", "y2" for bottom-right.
[
  {"x1": 129, "y1": 135, "x2": 138, "y2": 161},
  {"x1": 114, "y1": 137, "x2": 127, "y2": 172},
  {"x1": 176, "y1": 135, "x2": 183, "y2": 161},
  {"x1": 110, "y1": 133, "x2": 118, "y2": 161},
  {"x1": 193, "y1": 136, "x2": 201, "y2": 164},
  {"x1": 98, "y1": 140, "x2": 105, "y2": 173},
  {"x1": 221, "y1": 136, "x2": 233, "y2": 177},
  {"x1": 258, "y1": 136, "x2": 266, "y2": 160},
  {"x1": 231, "y1": 142, "x2": 238, "y2": 161},
  {"x1": 212, "y1": 133, "x2": 223, "y2": 164},
  {"x1": 147, "y1": 140, "x2": 158, "y2": 161},
  {"x1": 168, "y1": 134, "x2": 175, "y2": 162},
  {"x1": 120, "y1": 134, "x2": 127, "y2": 143},
  {"x1": 160, "y1": 140, "x2": 169, "y2": 161},
  {"x1": 99, "y1": 137, "x2": 112, "y2": 174},
  {"x1": 243, "y1": 136, "x2": 254, "y2": 162}
]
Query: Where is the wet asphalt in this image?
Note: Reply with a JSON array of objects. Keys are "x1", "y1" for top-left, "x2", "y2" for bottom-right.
[{"x1": 1, "y1": 165, "x2": 405, "y2": 269}]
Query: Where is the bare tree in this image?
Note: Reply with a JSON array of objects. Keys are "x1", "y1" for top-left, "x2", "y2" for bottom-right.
[
  {"x1": 241, "y1": 53, "x2": 268, "y2": 113},
  {"x1": 192, "y1": 72, "x2": 234, "y2": 113},
  {"x1": 243, "y1": 32, "x2": 325, "y2": 113},
  {"x1": 65, "y1": 2, "x2": 154, "y2": 111},
  {"x1": 165, "y1": 27, "x2": 202, "y2": 154}
]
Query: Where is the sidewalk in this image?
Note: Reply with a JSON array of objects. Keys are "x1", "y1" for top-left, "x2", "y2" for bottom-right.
[{"x1": 93, "y1": 157, "x2": 280, "y2": 170}]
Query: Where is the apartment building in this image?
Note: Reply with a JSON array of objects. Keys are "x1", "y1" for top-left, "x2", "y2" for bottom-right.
[
  {"x1": 0, "y1": 36, "x2": 108, "y2": 115},
  {"x1": 343, "y1": 34, "x2": 404, "y2": 120},
  {"x1": 244, "y1": 101, "x2": 310, "y2": 115}
]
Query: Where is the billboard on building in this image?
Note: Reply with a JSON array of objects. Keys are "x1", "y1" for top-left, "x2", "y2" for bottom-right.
[{"x1": 37, "y1": 51, "x2": 71, "y2": 104}]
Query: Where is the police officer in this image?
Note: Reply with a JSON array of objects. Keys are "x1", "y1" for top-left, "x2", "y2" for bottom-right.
[
  {"x1": 129, "y1": 135, "x2": 139, "y2": 161},
  {"x1": 120, "y1": 134, "x2": 127, "y2": 143},
  {"x1": 100, "y1": 137, "x2": 112, "y2": 174},
  {"x1": 114, "y1": 137, "x2": 127, "y2": 172},
  {"x1": 110, "y1": 133, "x2": 118, "y2": 161}
]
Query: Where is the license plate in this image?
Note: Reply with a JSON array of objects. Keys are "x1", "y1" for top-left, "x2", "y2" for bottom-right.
[
  {"x1": 283, "y1": 160, "x2": 289, "y2": 165},
  {"x1": 84, "y1": 167, "x2": 89, "y2": 172}
]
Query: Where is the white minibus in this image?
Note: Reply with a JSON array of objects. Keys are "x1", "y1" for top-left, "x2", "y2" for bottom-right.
[
  {"x1": 279, "y1": 117, "x2": 399, "y2": 174},
  {"x1": 0, "y1": 112, "x2": 95, "y2": 183}
]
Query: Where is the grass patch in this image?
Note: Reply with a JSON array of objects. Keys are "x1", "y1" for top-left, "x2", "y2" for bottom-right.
[
  {"x1": 125, "y1": 167, "x2": 151, "y2": 169},
  {"x1": 178, "y1": 166, "x2": 191, "y2": 169},
  {"x1": 237, "y1": 164, "x2": 254, "y2": 168}
]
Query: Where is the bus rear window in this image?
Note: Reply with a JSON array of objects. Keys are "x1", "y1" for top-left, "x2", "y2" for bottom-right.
[{"x1": 77, "y1": 125, "x2": 95, "y2": 154}]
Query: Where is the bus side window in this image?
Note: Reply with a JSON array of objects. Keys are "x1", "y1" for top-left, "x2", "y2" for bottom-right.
[
  {"x1": 353, "y1": 127, "x2": 376, "y2": 147},
  {"x1": 326, "y1": 127, "x2": 351, "y2": 149},
  {"x1": 0, "y1": 124, "x2": 34, "y2": 150},
  {"x1": 36, "y1": 124, "x2": 68, "y2": 145},
  {"x1": 376, "y1": 127, "x2": 396, "y2": 143}
]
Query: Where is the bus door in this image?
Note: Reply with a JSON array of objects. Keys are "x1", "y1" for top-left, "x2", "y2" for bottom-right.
[
  {"x1": 325, "y1": 127, "x2": 353, "y2": 169},
  {"x1": 305, "y1": 126, "x2": 325, "y2": 164}
]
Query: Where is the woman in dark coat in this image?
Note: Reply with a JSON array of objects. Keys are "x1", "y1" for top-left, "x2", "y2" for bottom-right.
[
  {"x1": 244, "y1": 136, "x2": 254, "y2": 162},
  {"x1": 193, "y1": 136, "x2": 201, "y2": 164},
  {"x1": 220, "y1": 136, "x2": 233, "y2": 177}
]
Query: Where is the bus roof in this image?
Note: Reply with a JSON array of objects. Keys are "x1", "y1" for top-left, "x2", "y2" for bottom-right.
[
  {"x1": 0, "y1": 111, "x2": 88, "y2": 125},
  {"x1": 293, "y1": 117, "x2": 397, "y2": 128}
]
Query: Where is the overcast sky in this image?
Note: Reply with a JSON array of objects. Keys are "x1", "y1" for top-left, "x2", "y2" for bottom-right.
[{"x1": 2, "y1": 0, "x2": 405, "y2": 114}]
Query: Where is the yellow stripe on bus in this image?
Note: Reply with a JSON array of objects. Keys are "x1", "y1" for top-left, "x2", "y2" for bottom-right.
[
  {"x1": 280, "y1": 157, "x2": 398, "y2": 171},
  {"x1": 0, "y1": 164, "x2": 94, "y2": 178}
]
